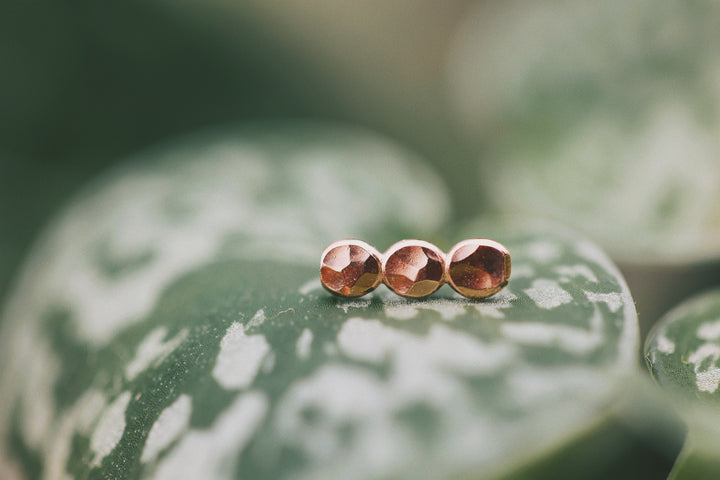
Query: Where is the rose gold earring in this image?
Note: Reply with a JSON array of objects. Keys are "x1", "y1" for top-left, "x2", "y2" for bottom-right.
[
  {"x1": 320, "y1": 238, "x2": 510, "y2": 299},
  {"x1": 320, "y1": 239, "x2": 383, "y2": 297}
]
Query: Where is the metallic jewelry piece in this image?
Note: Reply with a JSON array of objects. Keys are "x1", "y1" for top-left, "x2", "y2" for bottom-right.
[
  {"x1": 445, "y1": 239, "x2": 511, "y2": 298},
  {"x1": 320, "y1": 238, "x2": 511, "y2": 299},
  {"x1": 320, "y1": 239, "x2": 383, "y2": 297},
  {"x1": 382, "y1": 240, "x2": 445, "y2": 298}
]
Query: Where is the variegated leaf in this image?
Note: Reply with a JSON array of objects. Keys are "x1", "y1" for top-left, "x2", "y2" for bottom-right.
[{"x1": 0, "y1": 124, "x2": 639, "y2": 480}]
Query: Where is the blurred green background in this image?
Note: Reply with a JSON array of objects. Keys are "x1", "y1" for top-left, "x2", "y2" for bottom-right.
[{"x1": 0, "y1": 0, "x2": 473, "y2": 306}]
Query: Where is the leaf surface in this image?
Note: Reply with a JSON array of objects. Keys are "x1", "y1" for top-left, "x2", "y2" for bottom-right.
[
  {"x1": 646, "y1": 288, "x2": 720, "y2": 479},
  {"x1": 0, "y1": 125, "x2": 639, "y2": 480}
]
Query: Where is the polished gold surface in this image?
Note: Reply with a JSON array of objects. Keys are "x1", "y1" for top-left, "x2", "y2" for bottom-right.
[
  {"x1": 445, "y1": 239, "x2": 510, "y2": 298},
  {"x1": 320, "y1": 240, "x2": 383, "y2": 297},
  {"x1": 383, "y1": 240, "x2": 445, "y2": 298}
]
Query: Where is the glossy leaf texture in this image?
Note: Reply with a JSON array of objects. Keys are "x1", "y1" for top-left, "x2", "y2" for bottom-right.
[
  {"x1": 646, "y1": 288, "x2": 720, "y2": 479},
  {"x1": 0, "y1": 124, "x2": 639, "y2": 480},
  {"x1": 646, "y1": 289, "x2": 720, "y2": 399}
]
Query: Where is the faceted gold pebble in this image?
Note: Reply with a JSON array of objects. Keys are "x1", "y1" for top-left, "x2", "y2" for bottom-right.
[
  {"x1": 320, "y1": 240, "x2": 383, "y2": 297},
  {"x1": 445, "y1": 239, "x2": 511, "y2": 298},
  {"x1": 382, "y1": 240, "x2": 445, "y2": 298}
]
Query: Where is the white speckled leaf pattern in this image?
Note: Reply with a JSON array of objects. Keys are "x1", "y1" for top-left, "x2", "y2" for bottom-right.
[
  {"x1": 447, "y1": 0, "x2": 720, "y2": 263},
  {"x1": 646, "y1": 289, "x2": 720, "y2": 398},
  {"x1": 645, "y1": 289, "x2": 720, "y2": 479},
  {"x1": 0, "y1": 125, "x2": 638, "y2": 480}
]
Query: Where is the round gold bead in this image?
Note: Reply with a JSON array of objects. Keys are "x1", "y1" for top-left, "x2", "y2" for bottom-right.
[
  {"x1": 320, "y1": 240, "x2": 383, "y2": 297},
  {"x1": 382, "y1": 240, "x2": 445, "y2": 298},
  {"x1": 445, "y1": 239, "x2": 511, "y2": 298}
]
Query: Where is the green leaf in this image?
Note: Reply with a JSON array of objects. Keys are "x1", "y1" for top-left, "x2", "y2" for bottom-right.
[
  {"x1": 0, "y1": 124, "x2": 640, "y2": 479},
  {"x1": 646, "y1": 289, "x2": 720, "y2": 400},
  {"x1": 645, "y1": 288, "x2": 720, "y2": 479}
]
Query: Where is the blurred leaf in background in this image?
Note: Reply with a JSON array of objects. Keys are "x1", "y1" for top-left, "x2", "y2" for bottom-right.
[
  {"x1": 646, "y1": 289, "x2": 720, "y2": 478},
  {"x1": 0, "y1": 0, "x2": 335, "y2": 303},
  {"x1": 445, "y1": 0, "x2": 720, "y2": 326}
]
